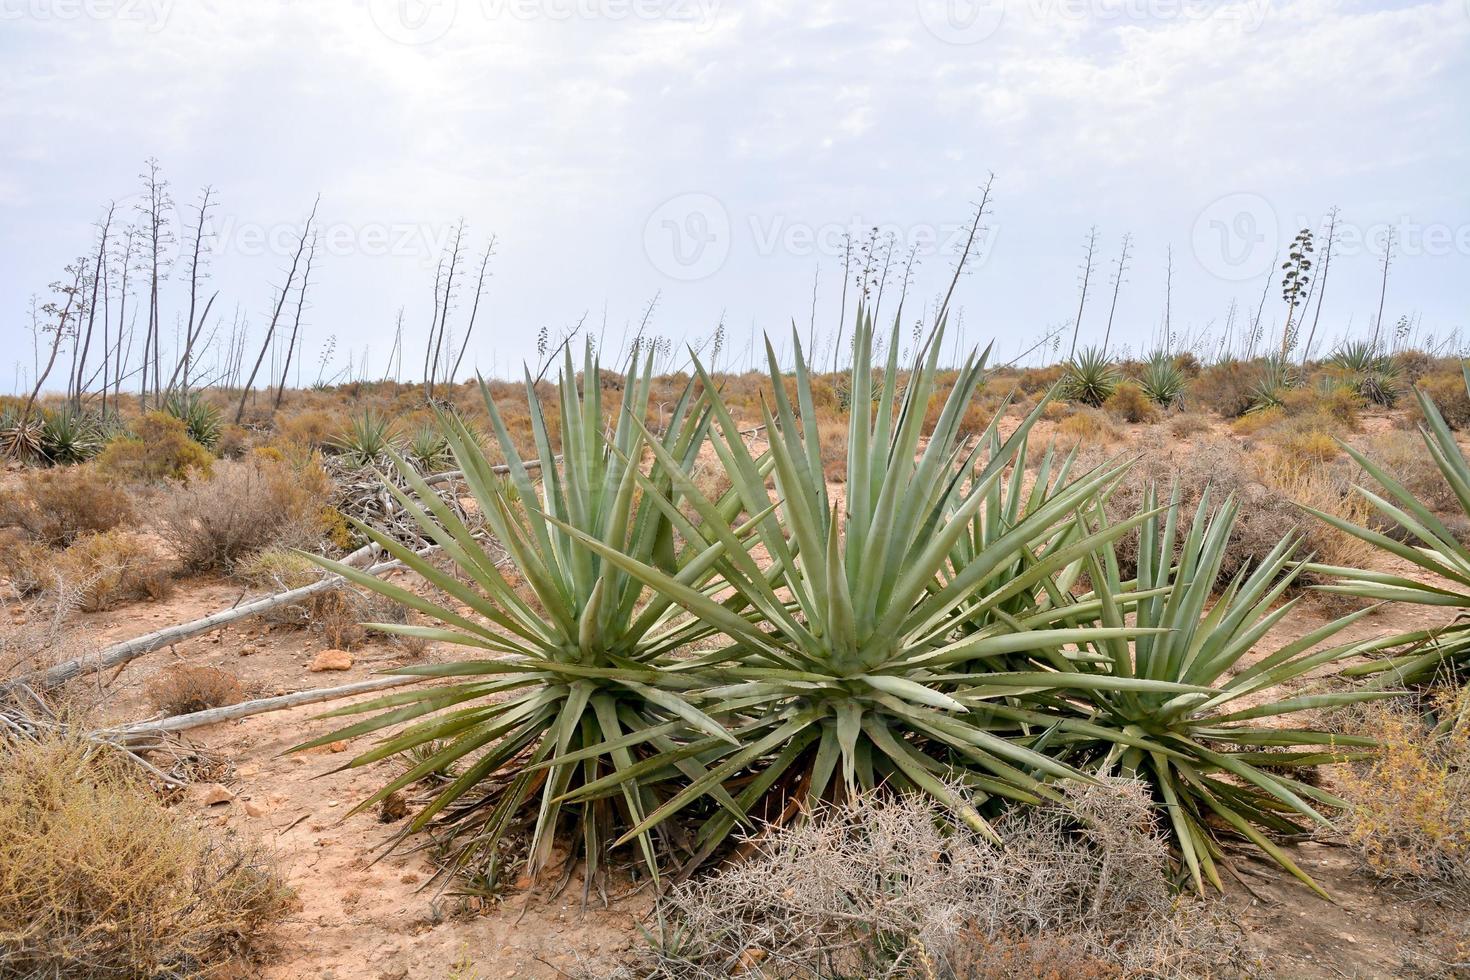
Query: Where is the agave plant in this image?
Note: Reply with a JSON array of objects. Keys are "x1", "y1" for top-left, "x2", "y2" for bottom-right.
[
  {"x1": 0, "y1": 406, "x2": 44, "y2": 462},
  {"x1": 300, "y1": 346, "x2": 756, "y2": 886},
  {"x1": 164, "y1": 391, "x2": 223, "y2": 450},
  {"x1": 39, "y1": 408, "x2": 102, "y2": 465},
  {"x1": 1060, "y1": 346, "x2": 1120, "y2": 407},
  {"x1": 558, "y1": 311, "x2": 1181, "y2": 864},
  {"x1": 407, "y1": 424, "x2": 452, "y2": 473},
  {"x1": 1138, "y1": 351, "x2": 1188, "y2": 409},
  {"x1": 1045, "y1": 486, "x2": 1390, "y2": 896},
  {"x1": 1307, "y1": 366, "x2": 1470, "y2": 685},
  {"x1": 328, "y1": 410, "x2": 403, "y2": 468},
  {"x1": 1328, "y1": 340, "x2": 1400, "y2": 407},
  {"x1": 1247, "y1": 354, "x2": 1298, "y2": 413}
]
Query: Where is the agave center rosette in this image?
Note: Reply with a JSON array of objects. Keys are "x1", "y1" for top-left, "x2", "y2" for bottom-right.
[{"x1": 297, "y1": 345, "x2": 757, "y2": 887}]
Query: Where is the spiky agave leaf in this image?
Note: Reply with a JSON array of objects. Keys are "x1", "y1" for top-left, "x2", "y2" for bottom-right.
[
  {"x1": 1060, "y1": 346, "x2": 1120, "y2": 407},
  {"x1": 553, "y1": 309, "x2": 1189, "y2": 864},
  {"x1": 1306, "y1": 365, "x2": 1470, "y2": 685},
  {"x1": 328, "y1": 409, "x2": 403, "y2": 468},
  {"x1": 1328, "y1": 340, "x2": 1400, "y2": 407},
  {"x1": 39, "y1": 408, "x2": 103, "y2": 465},
  {"x1": 298, "y1": 344, "x2": 756, "y2": 887},
  {"x1": 1048, "y1": 486, "x2": 1392, "y2": 896},
  {"x1": 164, "y1": 391, "x2": 223, "y2": 450}
]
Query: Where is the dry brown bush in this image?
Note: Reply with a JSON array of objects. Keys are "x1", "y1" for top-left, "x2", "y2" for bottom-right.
[
  {"x1": 1192, "y1": 359, "x2": 1258, "y2": 418},
  {"x1": 609, "y1": 782, "x2": 1242, "y2": 980},
  {"x1": 1406, "y1": 370, "x2": 1470, "y2": 430},
  {"x1": 0, "y1": 463, "x2": 133, "y2": 546},
  {"x1": 0, "y1": 734, "x2": 293, "y2": 977},
  {"x1": 1337, "y1": 690, "x2": 1470, "y2": 901},
  {"x1": 95, "y1": 410, "x2": 214, "y2": 484},
  {"x1": 3, "y1": 530, "x2": 172, "y2": 612},
  {"x1": 1344, "y1": 429, "x2": 1460, "y2": 514},
  {"x1": 1091, "y1": 437, "x2": 1370, "y2": 586},
  {"x1": 1166, "y1": 412, "x2": 1213, "y2": 438},
  {"x1": 153, "y1": 453, "x2": 331, "y2": 571},
  {"x1": 1055, "y1": 407, "x2": 1121, "y2": 447},
  {"x1": 1102, "y1": 381, "x2": 1159, "y2": 424},
  {"x1": 146, "y1": 665, "x2": 243, "y2": 716}
]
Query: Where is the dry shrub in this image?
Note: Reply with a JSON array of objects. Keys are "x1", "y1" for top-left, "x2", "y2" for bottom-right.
[
  {"x1": 1102, "y1": 381, "x2": 1159, "y2": 424},
  {"x1": 3, "y1": 531, "x2": 172, "y2": 612},
  {"x1": 146, "y1": 665, "x2": 243, "y2": 716},
  {"x1": 0, "y1": 598, "x2": 87, "y2": 682},
  {"x1": 0, "y1": 463, "x2": 133, "y2": 546},
  {"x1": 1192, "y1": 359, "x2": 1258, "y2": 418},
  {"x1": 270, "y1": 407, "x2": 342, "y2": 450},
  {"x1": 1229, "y1": 406, "x2": 1283, "y2": 437},
  {"x1": 1406, "y1": 370, "x2": 1470, "y2": 431},
  {"x1": 1338, "y1": 690, "x2": 1470, "y2": 900},
  {"x1": 215, "y1": 422, "x2": 254, "y2": 458},
  {"x1": 1166, "y1": 412, "x2": 1212, "y2": 438},
  {"x1": 819, "y1": 426, "x2": 848, "y2": 483},
  {"x1": 95, "y1": 411, "x2": 214, "y2": 484},
  {"x1": 1055, "y1": 407, "x2": 1121, "y2": 447},
  {"x1": 1266, "y1": 427, "x2": 1343, "y2": 468},
  {"x1": 153, "y1": 452, "x2": 331, "y2": 571},
  {"x1": 1345, "y1": 429, "x2": 1461, "y2": 514},
  {"x1": 1281, "y1": 383, "x2": 1361, "y2": 428},
  {"x1": 0, "y1": 734, "x2": 292, "y2": 977},
  {"x1": 1093, "y1": 437, "x2": 1362, "y2": 588},
  {"x1": 617, "y1": 782, "x2": 1242, "y2": 980}
]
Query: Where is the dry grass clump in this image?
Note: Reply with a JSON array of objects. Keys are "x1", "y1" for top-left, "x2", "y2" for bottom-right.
[
  {"x1": 1337, "y1": 690, "x2": 1470, "y2": 901},
  {"x1": 146, "y1": 665, "x2": 243, "y2": 716},
  {"x1": 0, "y1": 734, "x2": 293, "y2": 977},
  {"x1": 1102, "y1": 381, "x2": 1159, "y2": 425},
  {"x1": 153, "y1": 452, "x2": 332, "y2": 572},
  {"x1": 4, "y1": 530, "x2": 172, "y2": 612},
  {"x1": 1055, "y1": 407, "x2": 1122, "y2": 447},
  {"x1": 1166, "y1": 412, "x2": 1213, "y2": 438},
  {"x1": 0, "y1": 599, "x2": 88, "y2": 681},
  {"x1": 95, "y1": 410, "x2": 214, "y2": 484},
  {"x1": 613, "y1": 783, "x2": 1242, "y2": 980},
  {"x1": 0, "y1": 463, "x2": 133, "y2": 546}
]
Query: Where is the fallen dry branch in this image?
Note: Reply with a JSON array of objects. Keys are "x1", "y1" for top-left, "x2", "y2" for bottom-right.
[
  {"x1": 107, "y1": 675, "x2": 419, "y2": 741},
  {"x1": 8, "y1": 547, "x2": 427, "y2": 694}
]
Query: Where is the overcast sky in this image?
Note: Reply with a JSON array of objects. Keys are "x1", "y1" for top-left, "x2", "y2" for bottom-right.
[{"x1": 1, "y1": 0, "x2": 1467, "y2": 390}]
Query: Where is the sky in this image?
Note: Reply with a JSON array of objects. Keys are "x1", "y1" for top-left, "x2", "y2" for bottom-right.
[{"x1": 1, "y1": 0, "x2": 1467, "y2": 391}]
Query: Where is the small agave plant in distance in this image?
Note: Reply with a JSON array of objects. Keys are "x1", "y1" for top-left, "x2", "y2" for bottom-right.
[
  {"x1": 1060, "y1": 345, "x2": 1120, "y2": 406},
  {"x1": 1051, "y1": 486, "x2": 1390, "y2": 896},
  {"x1": 298, "y1": 344, "x2": 756, "y2": 888},
  {"x1": 558, "y1": 308, "x2": 1185, "y2": 863}
]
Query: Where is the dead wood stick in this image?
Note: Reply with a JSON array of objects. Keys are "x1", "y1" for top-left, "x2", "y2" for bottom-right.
[
  {"x1": 107, "y1": 675, "x2": 419, "y2": 739},
  {"x1": 11, "y1": 549, "x2": 430, "y2": 694}
]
